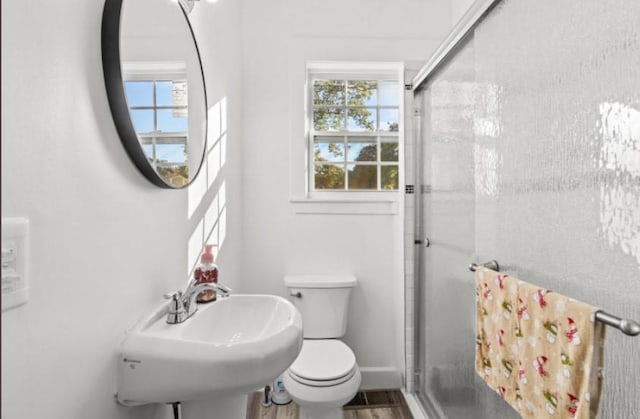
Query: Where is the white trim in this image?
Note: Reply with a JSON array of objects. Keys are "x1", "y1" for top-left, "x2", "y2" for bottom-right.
[
  {"x1": 122, "y1": 61, "x2": 187, "y2": 73},
  {"x1": 122, "y1": 62, "x2": 188, "y2": 81},
  {"x1": 307, "y1": 61, "x2": 403, "y2": 76},
  {"x1": 291, "y1": 198, "x2": 398, "y2": 215},
  {"x1": 358, "y1": 367, "x2": 402, "y2": 390},
  {"x1": 412, "y1": 0, "x2": 501, "y2": 90},
  {"x1": 306, "y1": 65, "x2": 404, "y2": 195}
]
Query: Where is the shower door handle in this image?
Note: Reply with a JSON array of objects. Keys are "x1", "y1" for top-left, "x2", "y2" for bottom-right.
[{"x1": 414, "y1": 238, "x2": 430, "y2": 247}]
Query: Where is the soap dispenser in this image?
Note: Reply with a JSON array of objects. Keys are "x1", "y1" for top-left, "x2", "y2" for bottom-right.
[{"x1": 194, "y1": 245, "x2": 218, "y2": 303}]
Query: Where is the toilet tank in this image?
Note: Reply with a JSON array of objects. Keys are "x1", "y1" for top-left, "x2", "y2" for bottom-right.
[{"x1": 284, "y1": 274, "x2": 357, "y2": 339}]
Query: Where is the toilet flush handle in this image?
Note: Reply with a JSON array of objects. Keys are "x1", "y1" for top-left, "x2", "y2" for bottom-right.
[{"x1": 290, "y1": 291, "x2": 302, "y2": 298}]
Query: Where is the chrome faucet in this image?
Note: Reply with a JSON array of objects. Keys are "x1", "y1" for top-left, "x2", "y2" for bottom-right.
[{"x1": 164, "y1": 280, "x2": 232, "y2": 324}]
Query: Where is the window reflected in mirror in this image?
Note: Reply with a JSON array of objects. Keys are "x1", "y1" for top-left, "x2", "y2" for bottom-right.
[
  {"x1": 101, "y1": 0, "x2": 208, "y2": 189},
  {"x1": 124, "y1": 72, "x2": 190, "y2": 187}
]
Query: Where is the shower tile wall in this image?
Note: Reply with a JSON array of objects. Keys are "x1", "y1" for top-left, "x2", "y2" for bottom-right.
[
  {"x1": 403, "y1": 70, "x2": 418, "y2": 394},
  {"x1": 414, "y1": 1, "x2": 640, "y2": 418}
]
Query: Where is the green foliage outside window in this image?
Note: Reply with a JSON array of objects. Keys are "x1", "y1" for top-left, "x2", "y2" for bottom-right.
[{"x1": 312, "y1": 78, "x2": 400, "y2": 191}]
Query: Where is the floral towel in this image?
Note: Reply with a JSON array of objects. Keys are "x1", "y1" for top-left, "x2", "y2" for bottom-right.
[{"x1": 475, "y1": 267, "x2": 605, "y2": 418}]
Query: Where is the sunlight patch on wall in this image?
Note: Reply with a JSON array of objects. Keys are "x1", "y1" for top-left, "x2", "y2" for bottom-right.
[
  {"x1": 203, "y1": 181, "x2": 227, "y2": 257},
  {"x1": 188, "y1": 218, "x2": 205, "y2": 276},
  {"x1": 187, "y1": 181, "x2": 227, "y2": 275},
  {"x1": 207, "y1": 139, "x2": 221, "y2": 186},
  {"x1": 209, "y1": 100, "x2": 222, "y2": 144},
  {"x1": 188, "y1": 163, "x2": 208, "y2": 219},
  {"x1": 220, "y1": 97, "x2": 227, "y2": 136},
  {"x1": 218, "y1": 206, "x2": 227, "y2": 247},
  {"x1": 204, "y1": 193, "x2": 219, "y2": 236},
  {"x1": 220, "y1": 133, "x2": 227, "y2": 168},
  {"x1": 204, "y1": 181, "x2": 226, "y2": 245},
  {"x1": 187, "y1": 96, "x2": 229, "y2": 275},
  {"x1": 188, "y1": 97, "x2": 228, "y2": 218}
]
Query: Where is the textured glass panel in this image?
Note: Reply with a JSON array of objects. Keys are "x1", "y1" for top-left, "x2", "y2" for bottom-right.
[
  {"x1": 347, "y1": 137, "x2": 376, "y2": 162},
  {"x1": 314, "y1": 164, "x2": 345, "y2": 189},
  {"x1": 414, "y1": 1, "x2": 640, "y2": 418},
  {"x1": 347, "y1": 108, "x2": 376, "y2": 131},
  {"x1": 314, "y1": 108, "x2": 345, "y2": 131},
  {"x1": 124, "y1": 81, "x2": 153, "y2": 107},
  {"x1": 416, "y1": 40, "x2": 488, "y2": 419},
  {"x1": 347, "y1": 80, "x2": 377, "y2": 106},
  {"x1": 381, "y1": 165, "x2": 398, "y2": 190},
  {"x1": 313, "y1": 80, "x2": 345, "y2": 106},
  {"x1": 130, "y1": 109, "x2": 154, "y2": 133},
  {"x1": 347, "y1": 164, "x2": 377, "y2": 189}
]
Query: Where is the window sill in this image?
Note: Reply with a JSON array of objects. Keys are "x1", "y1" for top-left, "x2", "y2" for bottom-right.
[{"x1": 290, "y1": 196, "x2": 399, "y2": 215}]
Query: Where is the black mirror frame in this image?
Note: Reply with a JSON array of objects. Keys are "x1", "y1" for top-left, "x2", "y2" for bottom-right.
[{"x1": 101, "y1": 0, "x2": 208, "y2": 189}]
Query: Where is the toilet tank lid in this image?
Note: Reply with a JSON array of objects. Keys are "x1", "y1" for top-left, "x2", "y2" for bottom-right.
[{"x1": 284, "y1": 274, "x2": 357, "y2": 288}]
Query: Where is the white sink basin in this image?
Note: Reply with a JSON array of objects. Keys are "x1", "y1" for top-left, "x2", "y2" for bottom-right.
[{"x1": 116, "y1": 294, "x2": 303, "y2": 405}]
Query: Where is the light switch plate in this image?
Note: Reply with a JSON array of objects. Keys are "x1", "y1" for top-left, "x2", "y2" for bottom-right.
[{"x1": 2, "y1": 218, "x2": 29, "y2": 311}]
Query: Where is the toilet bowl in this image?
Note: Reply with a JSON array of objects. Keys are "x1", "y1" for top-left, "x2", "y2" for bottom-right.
[
  {"x1": 283, "y1": 340, "x2": 361, "y2": 418},
  {"x1": 283, "y1": 275, "x2": 360, "y2": 419}
]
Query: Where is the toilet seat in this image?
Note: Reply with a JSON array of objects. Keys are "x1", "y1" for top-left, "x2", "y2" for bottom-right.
[{"x1": 288, "y1": 340, "x2": 357, "y2": 387}]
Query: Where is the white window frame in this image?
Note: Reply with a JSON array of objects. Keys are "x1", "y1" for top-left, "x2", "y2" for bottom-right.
[
  {"x1": 123, "y1": 62, "x2": 189, "y2": 173},
  {"x1": 305, "y1": 62, "x2": 404, "y2": 202}
]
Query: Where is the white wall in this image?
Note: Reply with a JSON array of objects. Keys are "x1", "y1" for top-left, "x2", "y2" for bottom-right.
[
  {"x1": 1, "y1": 0, "x2": 461, "y2": 416},
  {"x1": 0, "y1": 0, "x2": 243, "y2": 418},
  {"x1": 451, "y1": 0, "x2": 477, "y2": 26},
  {"x1": 240, "y1": 0, "x2": 451, "y2": 389}
]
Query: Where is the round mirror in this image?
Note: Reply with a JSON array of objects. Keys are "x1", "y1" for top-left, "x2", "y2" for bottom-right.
[{"x1": 102, "y1": 0, "x2": 207, "y2": 188}]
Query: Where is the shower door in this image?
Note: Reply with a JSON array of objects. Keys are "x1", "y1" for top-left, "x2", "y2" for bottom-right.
[
  {"x1": 413, "y1": 1, "x2": 640, "y2": 417},
  {"x1": 412, "y1": 33, "x2": 518, "y2": 419}
]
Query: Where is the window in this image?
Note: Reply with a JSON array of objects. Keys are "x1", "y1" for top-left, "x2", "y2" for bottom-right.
[
  {"x1": 124, "y1": 78, "x2": 189, "y2": 187},
  {"x1": 309, "y1": 73, "x2": 400, "y2": 192}
]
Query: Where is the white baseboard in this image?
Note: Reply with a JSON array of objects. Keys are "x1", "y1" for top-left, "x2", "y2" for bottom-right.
[{"x1": 359, "y1": 367, "x2": 402, "y2": 390}]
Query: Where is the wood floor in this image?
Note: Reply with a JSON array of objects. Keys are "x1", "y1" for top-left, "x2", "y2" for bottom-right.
[{"x1": 246, "y1": 389, "x2": 413, "y2": 419}]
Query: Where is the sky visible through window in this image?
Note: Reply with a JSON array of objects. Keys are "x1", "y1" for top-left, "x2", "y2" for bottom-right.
[{"x1": 125, "y1": 80, "x2": 188, "y2": 165}]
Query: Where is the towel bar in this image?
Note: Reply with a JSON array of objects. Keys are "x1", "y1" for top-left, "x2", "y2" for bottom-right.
[
  {"x1": 469, "y1": 259, "x2": 640, "y2": 337},
  {"x1": 469, "y1": 260, "x2": 499, "y2": 272},
  {"x1": 594, "y1": 311, "x2": 640, "y2": 336}
]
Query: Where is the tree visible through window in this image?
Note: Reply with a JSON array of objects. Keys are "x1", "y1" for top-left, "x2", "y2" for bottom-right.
[{"x1": 311, "y1": 78, "x2": 400, "y2": 191}]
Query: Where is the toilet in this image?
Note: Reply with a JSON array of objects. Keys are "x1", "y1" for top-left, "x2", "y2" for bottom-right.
[{"x1": 283, "y1": 274, "x2": 361, "y2": 419}]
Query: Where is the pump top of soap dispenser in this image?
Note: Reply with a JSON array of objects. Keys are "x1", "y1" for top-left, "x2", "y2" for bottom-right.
[{"x1": 201, "y1": 244, "x2": 215, "y2": 265}]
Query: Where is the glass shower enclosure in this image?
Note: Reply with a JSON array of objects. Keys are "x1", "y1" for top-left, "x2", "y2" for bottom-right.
[
  {"x1": 413, "y1": 33, "x2": 519, "y2": 419},
  {"x1": 412, "y1": 1, "x2": 640, "y2": 418}
]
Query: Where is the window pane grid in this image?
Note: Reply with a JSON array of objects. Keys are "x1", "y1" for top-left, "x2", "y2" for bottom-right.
[
  {"x1": 312, "y1": 134, "x2": 399, "y2": 191},
  {"x1": 126, "y1": 79, "x2": 188, "y2": 173},
  {"x1": 310, "y1": 77, "x2": 399, "y2": 191}
]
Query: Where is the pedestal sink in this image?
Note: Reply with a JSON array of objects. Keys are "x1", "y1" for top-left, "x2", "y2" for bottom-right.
[{"x1": 115, "y1": 294, "x2": 303, "y2": 419}]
